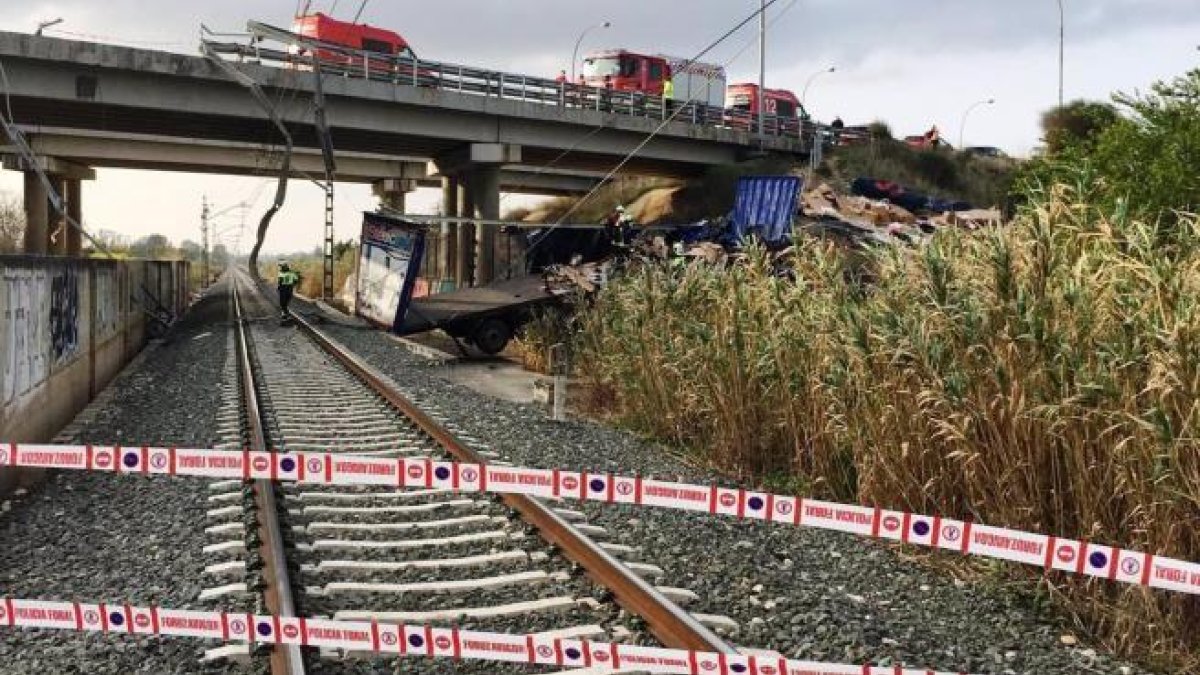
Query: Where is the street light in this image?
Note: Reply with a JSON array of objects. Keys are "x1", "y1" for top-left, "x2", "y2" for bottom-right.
[
  {"x1": 801, "y1": 66, "x2": 836, "y2": 106},
  {"x1": 35, "y1": 18, "x2": 63, "y2": 36},
  {"x1": 959, "y1": 98, "x2": 995, "y2": 149},
  {"x1": 1057, "y1": 0, "x2": 1064, "y2": 109},
  {"x1": 571, "y1": 21, "x2": 611, "y2": 81}
]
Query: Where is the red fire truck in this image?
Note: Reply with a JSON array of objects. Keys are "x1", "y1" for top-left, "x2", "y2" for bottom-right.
[
  {"x1": 290, "y1": 12, "x2": 417, "y2": 67},
  {"x1": 581, "y1": 50, "x2": 727, "y2": 107},
  {"x1": 725, "y1": 83, "x2": 807, "y2": 133}
]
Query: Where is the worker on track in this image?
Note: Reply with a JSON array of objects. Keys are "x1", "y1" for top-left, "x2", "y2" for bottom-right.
[
  {"x1": 277, "y1": 261, "x2": 300, "y2": 320},
  {"x1": 662, "y1": 78, "x2": 674, "y2": 115}
]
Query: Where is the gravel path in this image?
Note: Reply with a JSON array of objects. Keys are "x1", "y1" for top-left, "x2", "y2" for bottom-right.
[
  {"x1": 310, "y1": 308, "x2": 1153, "y2": 675},
  {"x1": 0, "y1": 279, "x2": 242, "y2": 675}
]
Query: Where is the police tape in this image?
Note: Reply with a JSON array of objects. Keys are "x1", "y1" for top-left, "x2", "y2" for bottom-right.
[
  {"x1": 0, "y1": 597, "x2": 971, "y2": 675},
  {"x1": 4, "y1": 443, "x2": 1199, "y2": 597}
]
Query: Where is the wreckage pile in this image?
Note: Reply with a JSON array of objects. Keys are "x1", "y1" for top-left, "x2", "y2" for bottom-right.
[{"x1": 543, "y1": 181, "x2": 1005, "y2": 295}]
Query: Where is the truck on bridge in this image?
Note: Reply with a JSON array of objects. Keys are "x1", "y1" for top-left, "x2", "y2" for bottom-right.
[
  {"x1": 291, "y1": 12, "x2": 418, "y2": 60},
  {"x1": 581, "y1": 49, "x2": 727, "y2": 108}
]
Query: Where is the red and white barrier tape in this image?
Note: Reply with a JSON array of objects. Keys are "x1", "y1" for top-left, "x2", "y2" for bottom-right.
[
  {"x1": 4, "y1": 443, "x2": 1198, "y2": 596},
  {"x1": 0, "y1": 596, "x2": 972, "y2": 675}
]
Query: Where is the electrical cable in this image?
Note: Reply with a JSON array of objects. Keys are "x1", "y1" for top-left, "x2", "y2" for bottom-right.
[{"x1": 352, "y1": 0, "x2": 371, "y2": 24}]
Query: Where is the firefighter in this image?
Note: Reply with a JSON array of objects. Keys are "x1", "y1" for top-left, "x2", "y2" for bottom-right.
[
  {"x1": 606, "y1": 205, "x2": 635, "y2": 247},
  {"x1": 277, "y1": 261, "x2": 300, "y2": 320}
]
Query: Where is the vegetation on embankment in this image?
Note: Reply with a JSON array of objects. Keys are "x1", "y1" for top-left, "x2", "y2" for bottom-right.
[
  {"x1": 572, "y1": 68, "x2": 1200, "y2": 671},
  {"x1": 816, "y1": 125, "x2": 1018, "y2": 210}
]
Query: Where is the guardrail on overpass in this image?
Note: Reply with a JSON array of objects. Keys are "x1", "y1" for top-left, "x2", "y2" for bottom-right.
[{"x1": 203, "y1": 21, "x2": 816, "y2": 142}]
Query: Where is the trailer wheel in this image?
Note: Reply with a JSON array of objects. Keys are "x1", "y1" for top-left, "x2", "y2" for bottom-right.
[{"x1": 472, "y1": 318, "x2": 511, "y2": 355}]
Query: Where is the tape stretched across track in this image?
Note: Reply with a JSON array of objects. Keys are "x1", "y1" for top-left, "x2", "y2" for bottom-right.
[
  {"x1": 0, "y1": 596, "x2": 972, "y2": 675},
  {"x1": 3, "y1": 443, "x2": 1198, "y2": 597}
]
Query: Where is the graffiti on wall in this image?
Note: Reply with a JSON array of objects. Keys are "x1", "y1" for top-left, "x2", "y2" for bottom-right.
[
  {"x1": 49, "y1": 267, "x2": 80, "y2": 362},
  {"x1": 93, "y1": 267, "x2": 120, "y2": 342},
  {"x1": 1, "y1": 268, "x2": 50, "y2": 406}
]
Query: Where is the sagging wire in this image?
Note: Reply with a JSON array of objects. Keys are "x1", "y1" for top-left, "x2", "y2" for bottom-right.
[
  {"x1": 0, "y1": 59, "x2": 115, "y2": 257},
  {"x1": 200, "y1": 40, "x2": 294, "y2": 281}
]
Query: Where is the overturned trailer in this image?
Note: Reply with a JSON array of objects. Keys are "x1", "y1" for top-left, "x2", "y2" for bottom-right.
[{"x1": 355, "y1": 212, "x2": 567, "y2": 355}]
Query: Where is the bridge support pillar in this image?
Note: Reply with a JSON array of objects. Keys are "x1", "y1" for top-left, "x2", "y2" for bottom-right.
[
  {"x1": 456, "y1": 182, "x2": 475, "y2": 287},
  {"x1": 372, "y1": 178, "x2": 415, "y2": 213},
  {"x1": 65, "y1": 178, "x2": 84, "y2": 256},
  {"x1": 22, "y1": 173, "x2": 49, "y2": 255},
  {"x1": 430, "y1": 143, "x2": 520, "y2": 288},
  {"x1": 465, "y1": 164, "x2": 501, "y2": 285},
  {"x1": 8, "y1": 157, "x2": 95, "y2": 256},
  {"x1": 440, "y1": 176, "x2": 459, "y2": 291},
  {"x1": 46, "y1": 175, "x2": 67, "y2": 255}
]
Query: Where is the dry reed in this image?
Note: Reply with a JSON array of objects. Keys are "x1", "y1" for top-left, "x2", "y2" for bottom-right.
[{"x1": 577, "y1": 174, "x2": 1200, "y2": 670}]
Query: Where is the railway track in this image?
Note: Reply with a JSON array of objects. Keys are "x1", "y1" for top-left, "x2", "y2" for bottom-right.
[{"x1": 199, "y1": 270, "x2": 736, "y2": 673}]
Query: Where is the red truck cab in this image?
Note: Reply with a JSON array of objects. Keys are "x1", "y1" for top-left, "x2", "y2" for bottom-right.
[
  {"x1": 581, "y1": 50, "x2": 669, "y2": 95},
  {"x1": 291, "y1": 12, "x2": 417, "y2": 64},
  {"x1": 725, "y1": 83, "x2": 807, "y2": 129}
]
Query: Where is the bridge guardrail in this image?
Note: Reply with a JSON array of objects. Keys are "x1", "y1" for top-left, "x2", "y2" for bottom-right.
[{"x1": 202, "y1": 24, "x2": 815, "y2": 144}]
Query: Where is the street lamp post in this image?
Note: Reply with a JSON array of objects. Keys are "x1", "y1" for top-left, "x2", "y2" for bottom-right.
[
  {"x1": 35, "y1": 18, "x2": 63, "y2": 36},
  {"x1": 571, "y1": 21, "x2": 611, "y2": 81},
  {"x1": 801, "y1": 66, "x2": 836, "y2": 107},
  {"x1": 959, "y1": 98, "x2": 995, "y2": 149},
  {"x1": 1057, "y1": 0, "x2": 1064, "y2": 109}
]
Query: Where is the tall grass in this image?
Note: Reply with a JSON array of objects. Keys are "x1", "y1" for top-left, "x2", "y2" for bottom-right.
[{"x1": 577, "y1": 172, "x2": 1200, "y2": 669}]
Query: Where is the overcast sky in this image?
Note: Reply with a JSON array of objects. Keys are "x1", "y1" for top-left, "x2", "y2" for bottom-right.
[{"x1": 1, "y1": 0, "x2": 1197, "y2": 254}]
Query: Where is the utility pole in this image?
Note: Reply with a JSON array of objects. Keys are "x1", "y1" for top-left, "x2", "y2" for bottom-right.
[
  {"x1": 1057, "y1": 0, "x2": 1065, "y2": 109},
  {"x1": 201, "y1": 196, "x2": 210, "y2": 287},
  {"x1": 758, "y1": 0, "x2": 766, "y2": 139}
]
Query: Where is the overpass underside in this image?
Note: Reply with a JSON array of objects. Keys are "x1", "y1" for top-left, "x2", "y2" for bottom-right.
[{"x1": 0, "y1": 30, "x2": 806, "y2": 286}]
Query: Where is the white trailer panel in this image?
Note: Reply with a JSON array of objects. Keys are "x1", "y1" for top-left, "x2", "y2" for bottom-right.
[{"x1": 661, "y1": 55, "x2": 727, "y2": 108}]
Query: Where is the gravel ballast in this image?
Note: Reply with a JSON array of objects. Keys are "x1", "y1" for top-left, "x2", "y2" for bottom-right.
[
  {"x1": 312, "y1": 311, "x2": 1154, "y2": 675},
  {"x1": 0, "y1": 280, "x2": 239, "y2": 675}
]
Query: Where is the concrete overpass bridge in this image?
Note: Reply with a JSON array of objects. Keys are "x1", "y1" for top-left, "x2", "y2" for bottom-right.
[{"x1": 0, "y1": 29, "x2": 807, "y2": 281}]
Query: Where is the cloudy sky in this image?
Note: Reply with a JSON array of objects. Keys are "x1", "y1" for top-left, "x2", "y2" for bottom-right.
[{"x1": 1, "y1": 0, "x2": 1197, "y2": 253}]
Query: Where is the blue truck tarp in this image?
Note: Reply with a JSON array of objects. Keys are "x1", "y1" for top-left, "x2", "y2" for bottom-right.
[{"x1": 729, "y1": 176, "x2": 803, "y2": 244}]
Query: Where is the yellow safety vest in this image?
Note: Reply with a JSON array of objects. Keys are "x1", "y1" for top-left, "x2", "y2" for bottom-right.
[{"x1": 278, "y1": 270, "x2": 299, "y2": 287}]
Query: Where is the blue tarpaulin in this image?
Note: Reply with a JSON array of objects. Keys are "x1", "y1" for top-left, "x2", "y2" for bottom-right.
[{"x1": 729, "y1": 176, "x2": 803, "y2": 244}]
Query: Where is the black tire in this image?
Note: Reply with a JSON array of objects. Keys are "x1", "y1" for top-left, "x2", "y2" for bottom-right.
[{"x1": 471, "y1": 318, "x2": 511, "y2": 355}]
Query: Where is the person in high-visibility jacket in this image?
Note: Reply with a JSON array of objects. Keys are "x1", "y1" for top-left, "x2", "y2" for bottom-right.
[{"x1": 277, "y1": 261, "x2": 300, "y2": 319}]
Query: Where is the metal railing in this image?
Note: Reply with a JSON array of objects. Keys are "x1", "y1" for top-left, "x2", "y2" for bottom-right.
[{"x1": 201, "y1": 22, "x2": 812, "y2": 143}]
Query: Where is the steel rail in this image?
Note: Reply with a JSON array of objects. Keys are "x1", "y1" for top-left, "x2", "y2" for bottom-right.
[
  {"x1": 279, "y1": 297, "x2": 736, "y2": 655},
  {"x1": 231, "y1": 278, "x2": 306, "y2": 675}
]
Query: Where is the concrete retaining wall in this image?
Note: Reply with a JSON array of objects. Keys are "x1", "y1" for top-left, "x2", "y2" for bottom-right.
[{"x1": 0, "y1": 255, "x2": 190, "y2": 494}]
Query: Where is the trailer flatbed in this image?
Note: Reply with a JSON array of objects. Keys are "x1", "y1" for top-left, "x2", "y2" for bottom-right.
[{"x1": 398, "y1": 275, "x2": 564, "y2": 354}]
